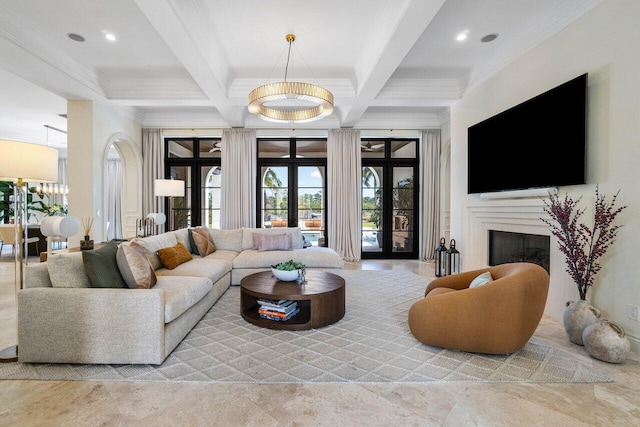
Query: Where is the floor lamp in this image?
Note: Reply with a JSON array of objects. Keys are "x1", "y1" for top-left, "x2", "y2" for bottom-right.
[
  {"x1": 0, "y1": 140, "x2": 58, "y2": 363},
  {"x1": 154, "y1": 179, "x2": 185, "y2": 231}
]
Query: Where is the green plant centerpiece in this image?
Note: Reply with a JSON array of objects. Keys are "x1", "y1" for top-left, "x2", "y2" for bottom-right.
[{"x1": 271, "y1": 260, "x2": 307, "y2": 282}]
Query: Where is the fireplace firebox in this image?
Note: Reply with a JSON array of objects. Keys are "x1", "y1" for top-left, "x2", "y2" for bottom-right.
[{"x1": 488, "y1": 230, "x2": 550, "y2": 273}]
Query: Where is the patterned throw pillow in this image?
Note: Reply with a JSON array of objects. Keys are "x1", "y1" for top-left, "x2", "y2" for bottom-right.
[
  {"x1": 255, "y1": 233, "x2": 292, "y2": 252},
  {"x1": 156, "y1": 242, "x2": 193, "y2": 270},
  {"x1": 116, "y1": 242, "x2": 158, "y2": 289},
  {"x1": 191, "y1": 227, "x2": 216, "y2": 257}
]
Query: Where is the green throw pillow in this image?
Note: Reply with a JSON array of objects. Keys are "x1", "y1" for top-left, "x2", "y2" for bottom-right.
[{"x1": 82, "y1": 240, "x2": 127, "y2": 288}]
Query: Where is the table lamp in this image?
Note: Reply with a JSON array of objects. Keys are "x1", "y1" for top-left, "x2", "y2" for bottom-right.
[
  {"x1": 154, "y1": 179, "x2": 185, "y2": 231},
  {"x1": 40, "y1": 215, "x2": 81, "y2": 258},
  {"x1": 0, "y1": 140, "x2": 58, "y2": 363}
]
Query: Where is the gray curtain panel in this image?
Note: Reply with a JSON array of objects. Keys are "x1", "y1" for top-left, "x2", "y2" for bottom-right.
[
  {"x1": 142, "y1": 129, "x2": 164, "y2": 232},
  {"x1": 419, "y1": 129, "x2": 441, "y2": 260},
  {"x1": 327, "y1": 128, "x2": 361, "y2": 261},
  {"x1": 220, "y1": 128, "x2": 257, "y2": 229}
]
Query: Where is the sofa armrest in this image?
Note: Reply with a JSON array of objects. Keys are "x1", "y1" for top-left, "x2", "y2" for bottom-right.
[
  {"x1": 424, "y1": 267, "x2": 492, "y2": 296},
  {"x1": 18, "y1": 288, "x2": 166, "y2": 365}
]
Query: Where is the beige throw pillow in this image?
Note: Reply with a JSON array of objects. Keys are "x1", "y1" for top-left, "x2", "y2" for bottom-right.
[
  {"x1": 255, "y1": 233, "x2": 292, "y2": 252},
  {"x1": 191, "y1": 228, "x2": 216, "y2": 257},
  {"x1": 47, "y1": 252, "x2": 91, "y2": 288},
  {"x1": 116, "y1": 243, "x2": 158, "y2": 289}
]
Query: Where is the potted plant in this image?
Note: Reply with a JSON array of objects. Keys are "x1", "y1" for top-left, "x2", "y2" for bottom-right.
[
  {"x1": 271, "y1": 260, "x2": 306, "y2": 282},
  {"x1": 541, "y1": 186, "x2": 626, "y2": 344}
]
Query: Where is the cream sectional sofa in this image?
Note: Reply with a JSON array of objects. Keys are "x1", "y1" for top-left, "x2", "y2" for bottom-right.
[{"x1": 17, "y1": 226, "x2": 343, "y2": 365}]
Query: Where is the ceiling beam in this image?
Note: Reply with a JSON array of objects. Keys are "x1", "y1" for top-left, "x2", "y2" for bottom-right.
[
  {"x1": 342, "y1": 0, "x2": 446, "y2": 127},
  {"x1": 134, "y1": 0, "x2": 244, "y2": 126}
]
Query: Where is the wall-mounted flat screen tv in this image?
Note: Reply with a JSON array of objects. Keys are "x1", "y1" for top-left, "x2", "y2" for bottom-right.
[{"x1": 467, "y1": 73, "x2": 587, "y2": 194}]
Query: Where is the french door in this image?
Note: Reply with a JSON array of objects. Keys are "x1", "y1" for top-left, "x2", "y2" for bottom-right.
[
  {"x1": 164, "y1": 138, "x2": 221, "y2": 229},
  {"x1": 361, "y1": 139, "x2": 419, "y2": 258},
  {"x1": 257, "y1": 139, "x2": 327, "y2": 246}
]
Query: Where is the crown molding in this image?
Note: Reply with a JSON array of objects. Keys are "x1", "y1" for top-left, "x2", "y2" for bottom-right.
[
  {"x1": 142, "y1": 108, "x2": 229, "y2": 128},
  {"x1": 0, "y1": 4, "x2": 104, "y2": 97},
  {"x1": 355, "y1": 110, "x2": 441, "y2": 129},
  {"x1": 104, "y1": 76, "x2": 207, "y2": 100}
]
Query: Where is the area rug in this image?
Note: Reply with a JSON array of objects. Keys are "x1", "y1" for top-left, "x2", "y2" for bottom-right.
[{"x1": 0, "y1": 270, "x2": 612, "y2": 384}]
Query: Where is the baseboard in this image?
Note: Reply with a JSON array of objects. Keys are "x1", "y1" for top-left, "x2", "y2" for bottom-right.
[{"x1": 627, "y1": 332, "x2": 640, "y2": 355}]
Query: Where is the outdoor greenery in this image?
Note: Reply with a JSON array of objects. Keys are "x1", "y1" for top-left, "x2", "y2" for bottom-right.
[{"x1": 0, "y1": 181, "x2": 67, "y2": 223}]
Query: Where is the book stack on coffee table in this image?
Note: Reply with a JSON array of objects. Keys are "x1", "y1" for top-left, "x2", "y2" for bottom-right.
[{"x1": 257, "y1": 299, "x2": 300, "y2": 322}]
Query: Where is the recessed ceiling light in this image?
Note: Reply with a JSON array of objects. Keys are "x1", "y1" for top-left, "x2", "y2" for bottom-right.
[
  {"x1": 67, "y1": 33, "x2": 85, "y2": 42},
  {"x1": 456, "y1": 31, "x2": 469, "y2": 42},
  {"x1": 481, "y1": 33, "x2": 499, "y2": 43},
  {"x1": 105, "y1": 33, "x2": 116, "y2": 41}
]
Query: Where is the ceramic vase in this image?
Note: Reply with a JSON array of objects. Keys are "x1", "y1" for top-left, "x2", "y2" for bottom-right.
[
  {"x1": 563, "y1": 300, "x2": 601, "y2": 345},
  {"x1": 582, "y1": 319, "x2": 630, "y2": 364}
]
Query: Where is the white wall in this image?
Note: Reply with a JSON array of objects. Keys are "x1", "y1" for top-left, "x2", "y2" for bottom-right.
[
  {"x1": 450, "y1": 0, "x2": 640, "y2": 352},
  {"x1": 67, "y1": 101, "x2": 142, "y2": 245}
]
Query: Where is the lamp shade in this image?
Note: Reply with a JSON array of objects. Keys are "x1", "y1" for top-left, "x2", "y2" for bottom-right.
[
  {"x1": 147, "y1": 212, "x2": 166, "y2": 226},
  {"x1": 154, "y1": 179, "x2": 184, "y2": 197},
  {"x1": 0, "y1": 140, "x2": 58, "y2": 182},
  {"x1": 41, "y1": 216, "x2": 80, "y2": 238}
]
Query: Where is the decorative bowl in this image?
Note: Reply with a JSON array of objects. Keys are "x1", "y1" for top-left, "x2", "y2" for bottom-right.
[{"x1": 271, "y1": 268, "x2": 302, "y2": 282}]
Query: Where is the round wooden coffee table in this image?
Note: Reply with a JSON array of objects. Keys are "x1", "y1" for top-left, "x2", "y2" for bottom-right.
[{"x1": 240, "y1": 270, "x2": 345, "y2": 330}]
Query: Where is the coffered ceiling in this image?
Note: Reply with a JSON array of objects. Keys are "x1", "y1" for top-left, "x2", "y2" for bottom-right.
[{"x1": 0, "y1": 0, "x2": 604, "y2": 149}]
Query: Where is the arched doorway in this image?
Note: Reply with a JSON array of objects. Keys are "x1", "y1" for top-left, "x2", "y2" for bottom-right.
[{"x1": 102, "y1": 133, "x2": 142, "y2": 240}]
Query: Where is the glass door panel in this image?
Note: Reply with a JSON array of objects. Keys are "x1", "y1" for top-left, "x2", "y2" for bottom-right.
[
  {"x1": 168, "y1": 166, "x2": 191, "y2": 229},
  {"x1": 362, "y1": 166, "x2": 383, "y2": 253},
  {"x1": 201, "y1": 166, "x2": 221, "y2": 229},
  {"x1": 298, "y1": 166, "x2": 325, "y2": 246},
  {"x1": 392, "y1": 167, "x2": 415, "y2": 253},
  {"x1": 261, "y1": 166, "x2": 289, "y2": 228}
]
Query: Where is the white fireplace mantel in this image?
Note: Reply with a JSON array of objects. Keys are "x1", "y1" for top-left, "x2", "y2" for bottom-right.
[{"x1": 463, "y1": 198, "x2": 574, "y2": 322}]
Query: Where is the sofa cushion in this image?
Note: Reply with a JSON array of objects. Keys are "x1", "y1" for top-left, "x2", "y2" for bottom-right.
[
  {"x1": 205, "y1": 249, "x2": 239, "y2": 264},
  {"x1": 242, "y1": 227, "x2": 303, "y2": 250},
  {"x1": 207, "y1": 228, "x2": 243, "y2": 252},
  {"x1": 47, "y1": 252, "x2": 90, "y2": 288},
  {"x1": 254, "y1": 233, "x2": 292, "y2": 251},
  {"x1": 155, "y1": 257, "x2": 231, "y2": 284},
  {"x1": 173, "y1": 228, "x2": 194, "y2": 254},
  {"x1": 131, "y1": 233, "x2": 178, "y2": 270},
  {"x1": 192, "y1": 227, "x2": 216, "y2": 256},
  {"x1": 82, "y1": 241, "x2": 128, "y2": 288},
  {"x1": 157, "y1": 242, "x2": 193, "y2": 270},
  {"x1": 153, "y1": 276, "x2": 213, "y2": 323},
  {"x1": 116, "y1": 242, "x2": 158, "y2": 289},
  {"x1": 233, "y1": 247, "x2": 343, "y2": 269}
]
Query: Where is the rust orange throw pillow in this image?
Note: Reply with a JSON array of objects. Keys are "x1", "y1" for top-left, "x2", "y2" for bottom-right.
[{"x1": 156, "y1": 242, "x2": 193, "y2": 270}]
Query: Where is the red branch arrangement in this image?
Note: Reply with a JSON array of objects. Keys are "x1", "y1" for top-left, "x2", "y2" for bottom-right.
[{"x1": 541, "y1": 186, "x2": 626, "y2": 300}]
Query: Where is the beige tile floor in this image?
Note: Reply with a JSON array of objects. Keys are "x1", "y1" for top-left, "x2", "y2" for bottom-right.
[{"x1": 0, "y1": 248, "x2": 638, "y2": 426}]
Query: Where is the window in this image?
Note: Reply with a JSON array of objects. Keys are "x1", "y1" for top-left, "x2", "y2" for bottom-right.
[
  {"x1": 361, "y1": 139, "x2": 419, "y2": 258},
  {"x1": 257, "y1": 138, "x2": 327, "y2": 246},
  {"x1": 164, "y1": 138, "x2": 221, "y2": 229}
]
